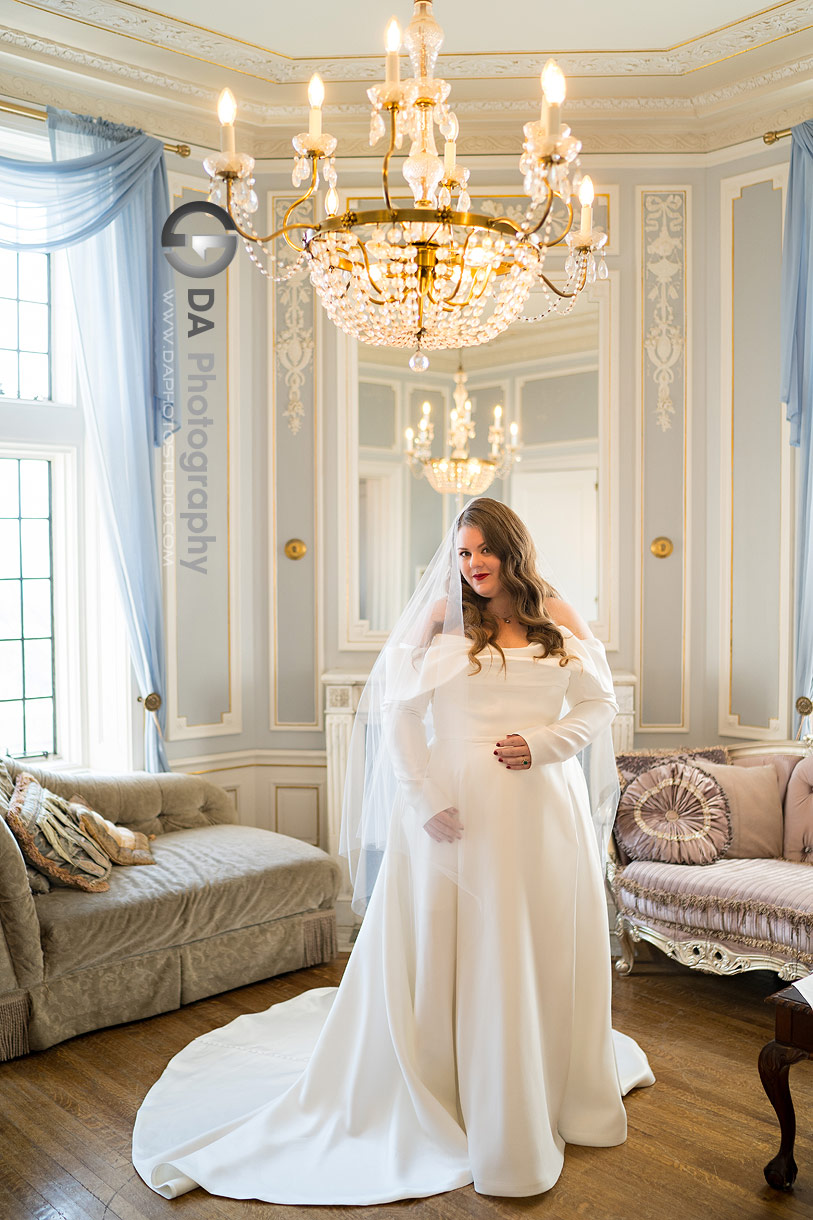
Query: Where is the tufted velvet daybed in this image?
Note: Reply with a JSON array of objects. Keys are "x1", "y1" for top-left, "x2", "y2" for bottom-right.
[
  {"x1": 0, "y1": 757, "x2": 341, "y2": 1061},
  {"x1": 610, "y1": 744, "x2": 813, "y2": 981}
]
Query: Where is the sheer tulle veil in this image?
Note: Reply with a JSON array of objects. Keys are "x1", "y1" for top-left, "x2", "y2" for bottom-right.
[{"x1": 339, "y1": 498, "x2": 620, "y2": 916}]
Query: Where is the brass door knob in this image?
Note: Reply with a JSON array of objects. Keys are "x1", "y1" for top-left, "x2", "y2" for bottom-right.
[
  {"x1": 650, "y1": 537, "x2": 673, "y2": 559},
  {"x1": 284, "y1": 538, "x2": 307, "y2": 560}
]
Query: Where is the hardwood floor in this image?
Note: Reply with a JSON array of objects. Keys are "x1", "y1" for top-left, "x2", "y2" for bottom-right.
[{"x1": 2, "y1": 952, "x2": 812, "y2": 1220}]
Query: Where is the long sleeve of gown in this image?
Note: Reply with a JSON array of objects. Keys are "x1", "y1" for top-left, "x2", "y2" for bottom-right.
[
  {"x1": 519, "y1": 633, "x2": 618, "y2": 768},
  {"x1": 382, "y1": 692, "x2": 453, "y2": 826}
]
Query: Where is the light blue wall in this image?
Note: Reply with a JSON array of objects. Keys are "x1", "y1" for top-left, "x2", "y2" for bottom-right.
[{"x1": 160, "y1": 140, "x2": 791, "y2": 762}]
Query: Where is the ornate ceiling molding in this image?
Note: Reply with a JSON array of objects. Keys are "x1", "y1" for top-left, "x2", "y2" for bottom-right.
[
  {"x1": 12, "y1": 0, "x2": 813, "y2": 82},
  {"x1": 3, "y1": 52, "x2": 809, "y2": 156},
  {"x1": 0, "y1": 27, "x2": 212, "y2": 98},
  {"x1": 3, "y1": 24, "x2": 810, "y2": 128}
]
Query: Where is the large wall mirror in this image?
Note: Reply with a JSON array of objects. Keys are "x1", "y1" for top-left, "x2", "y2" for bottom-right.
[{"x1": 337, "y1": 274, "x2": 619, "y2": 652}]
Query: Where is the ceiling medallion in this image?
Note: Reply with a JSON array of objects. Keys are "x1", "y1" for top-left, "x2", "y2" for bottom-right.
[{"x1": 204, "y1": 1, "x2": 606, "y2": 369}]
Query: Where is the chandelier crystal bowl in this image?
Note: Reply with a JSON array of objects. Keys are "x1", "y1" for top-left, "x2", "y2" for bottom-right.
[{"x1": 205, "y1": 1, "x2": 607, "y2": 367}]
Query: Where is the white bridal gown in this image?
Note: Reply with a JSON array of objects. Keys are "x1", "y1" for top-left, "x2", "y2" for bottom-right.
[{"x1": 133, "y1": 630, "x2": 654, "y2": 1203}]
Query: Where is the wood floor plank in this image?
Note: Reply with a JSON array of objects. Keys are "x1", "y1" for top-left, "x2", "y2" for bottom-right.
[{"x1": 4, "y1": 953, "x2": 813, "y2": 1219}]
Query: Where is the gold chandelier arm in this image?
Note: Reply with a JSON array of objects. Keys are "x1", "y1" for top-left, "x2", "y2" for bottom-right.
[
  {"x1": 472, "y1": 268, "x2": 496, "y2": 302},
  {"x1": 443, "y1": 229, "x2": 478, "y2": 304},
  {"x1": 522, "y1": 186, "x2": 554, "y2": 237},
  {"x1": 536, "y1": 260, "x2": 589, "y2": 301},
  {"x1": 356, "y1": 233, "x2": 397, "y2": 302},
  {"x1": 441, "y1": 274, "x2": 479, "y2": 309},
  {"x1": 281, "y1": 158, "x2": 320, "y2": 250},
  {"x1": 382, "y1": 106, "x2": 399, "y2": 213},
  {"x1": 521, "y1": 191, "x2": 573, "y2": 248},
  {"x1": 223, "y1": 165, "x2": 320, "y2": 252},
  {"x1": 541, "y1": 198, "x2": 574, "y2": 247}
]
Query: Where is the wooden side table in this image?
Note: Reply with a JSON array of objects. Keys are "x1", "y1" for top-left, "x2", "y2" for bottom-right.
[{"x1": 759, "y1": 984, "x2": 813, "y2": 1190}]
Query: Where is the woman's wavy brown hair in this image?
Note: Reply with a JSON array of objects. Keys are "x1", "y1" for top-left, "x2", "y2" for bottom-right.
[{"x1": 456, "y1": 498, "x2": 572, "y2": 673}]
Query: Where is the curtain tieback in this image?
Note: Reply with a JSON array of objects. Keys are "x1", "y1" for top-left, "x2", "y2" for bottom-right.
[{"x1": 138, "y1": 692, "x2": 164, "y2": 738}]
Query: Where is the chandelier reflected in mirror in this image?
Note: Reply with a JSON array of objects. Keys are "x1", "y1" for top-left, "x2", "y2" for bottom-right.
[
  {"x1": 204, "y1": 1, "x2": 607, "y2": 368},
  {"x1": 404, "y1": 354, "x2": 521, "y2": 496}
]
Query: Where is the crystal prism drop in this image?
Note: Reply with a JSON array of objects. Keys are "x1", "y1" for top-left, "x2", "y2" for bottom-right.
[
  {"x1": 369, "y1": 110, "x2": 386, "y2": 146},
  {"x1": 409, "y1": 349, "x2": 430, "y2": 372}
]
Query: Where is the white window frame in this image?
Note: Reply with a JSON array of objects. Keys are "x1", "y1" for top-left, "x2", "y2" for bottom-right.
[
  {"x1": 0, "y1": 440, "x2": 81, "y2": 763},
  {"x1": 0, "y1": 145, "x2": 134, "y2": 769}
]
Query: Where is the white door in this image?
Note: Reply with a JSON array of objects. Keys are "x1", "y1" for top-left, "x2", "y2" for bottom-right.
[{"x1": 511, "y1": 468, "x2": 599, "y2": 624}]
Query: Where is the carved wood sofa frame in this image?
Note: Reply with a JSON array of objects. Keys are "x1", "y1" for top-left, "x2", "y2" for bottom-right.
[{"x1": 608, "y1": 742, "x2": 813, "y2": 982}]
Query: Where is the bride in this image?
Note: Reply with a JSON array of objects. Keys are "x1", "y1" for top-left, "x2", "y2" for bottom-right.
[{"x1": 132, "y1": 496, "x2": 654, "y2": 1204}]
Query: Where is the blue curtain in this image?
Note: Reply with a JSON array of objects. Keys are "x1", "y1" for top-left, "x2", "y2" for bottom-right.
[
  {"x1": 781, "y1": 120, "x2": 813, "y2": 730},
  {"x1": 0, "y1": 109, "x2": 174, "y2": 770}
]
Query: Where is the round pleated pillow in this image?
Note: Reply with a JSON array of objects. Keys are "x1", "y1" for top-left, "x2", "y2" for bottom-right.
[{"x1": 615, "y1": 761, "x2": 731, "y2": 865}]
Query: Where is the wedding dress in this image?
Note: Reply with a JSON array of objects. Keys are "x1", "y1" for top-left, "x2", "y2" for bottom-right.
[{"x1": 132, "y1": 628, "x2": 654, "y2": 1204}]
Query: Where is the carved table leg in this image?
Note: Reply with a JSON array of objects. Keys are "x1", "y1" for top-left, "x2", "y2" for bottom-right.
[{"x1": 758, "y1": 1040, "x2": 810, "y2": 1190}]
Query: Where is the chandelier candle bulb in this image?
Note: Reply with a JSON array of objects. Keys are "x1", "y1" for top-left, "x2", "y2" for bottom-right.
[
  {"x1": 217, "y1": 88, "x2": 237, "y2": 154},
  {"x1": 540, "y1": 59, "x2": 566, "y2": 140},
  {"x1": 308, "y1": 74, "x2": 325, "y2": 140},
  {"x1": 405, "y1": 427, "x2": 414, "y2": 451},
  {"x1": 325, "y1": 185, "x2": 340, "y2": 216},
  {"x1": 385, "y1": 19, "x2": 401, "y2": 84},
  {"x1": 579, "y1": 175, "x2": 594, "y2": 236},
  {"x1": 205, "y1": 0, "x2": 595, "y2": 362},
  {"x1": 444, "y1": 112, "x2": 459, "y2": 174}
]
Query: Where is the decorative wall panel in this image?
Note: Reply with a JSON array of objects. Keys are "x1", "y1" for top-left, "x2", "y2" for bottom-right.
[
  {"x1": 172, "y1": 750, "x2": 327, "y2": 848},
  {"x1": 636, "y1": 187, "x2": 690, "y2": 731},
  {"x1": 269, "y1": 192, "x2": 321, "y2": 728},
  {"x1": 719, "y1": 167, "x2": 792, "y2": 739},
  {"x1": 165, "y1": 176, "x2": 241, "y2": 739}
]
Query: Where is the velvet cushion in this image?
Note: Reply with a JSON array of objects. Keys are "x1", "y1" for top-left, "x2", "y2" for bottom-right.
[
  {"x1": 693, "y1": 761, "x2": 783, "y2": 859},
  {"x1": 615, "y1": 761, "x2": 731, "y2": 865},
  {"x1": 616, "y1": 747, "x2": 729, "y2": 793},
  {"x1": 4, "y1": 774, "x2": 112, "y2": 892},
  {"x1": 71, "y1": 797, "x2": 156, "y2": 866}
]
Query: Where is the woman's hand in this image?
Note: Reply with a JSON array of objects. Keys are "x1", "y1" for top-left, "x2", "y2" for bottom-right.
[
  {"x1": 424, "y1": 807, "x2": 464, "y2": 843},
  {"x1": 494, "y1": 733, "x2": 531, "y2": 769}
]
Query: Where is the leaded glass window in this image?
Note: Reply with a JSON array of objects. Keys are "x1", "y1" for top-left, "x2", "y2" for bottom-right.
[
  {"x1": 0, "y1": 250, "x2": 51, "y2": 401},
  {"x1": 0, "y1": 457, "x2": 56, "y2": 755}
]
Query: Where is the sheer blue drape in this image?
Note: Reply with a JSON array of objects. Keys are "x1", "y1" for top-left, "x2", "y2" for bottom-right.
[
  {"x1": 781, "y1": 120, "x2": 813, "y2": 728},
  {"x1": 0, "y1": 109, "x2": 174, "y2": 770}
]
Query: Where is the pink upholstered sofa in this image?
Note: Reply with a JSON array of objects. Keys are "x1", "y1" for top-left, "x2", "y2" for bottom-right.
[{"x1": 609, "y1": 744, "x2": 813, "y2": 980}]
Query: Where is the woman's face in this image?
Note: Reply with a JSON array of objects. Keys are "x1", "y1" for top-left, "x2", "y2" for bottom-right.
[{"x1": 457, "y1": 525, "x2": 503, "y2": 599}]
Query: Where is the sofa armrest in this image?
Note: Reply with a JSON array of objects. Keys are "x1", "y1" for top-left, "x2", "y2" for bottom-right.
[
  {"x1": 784, "y1": 754, "x2": 813, "y2": 862},
  {"x1": 3, "y1": 757, "x2": 235, "y2": 839},
  {"x1": 0, "y1": 816, "x2": 44, "y2": 990}
]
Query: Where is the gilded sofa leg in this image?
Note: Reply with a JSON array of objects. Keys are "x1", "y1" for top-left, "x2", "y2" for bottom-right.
[{"x1": 615, "y1": 921, "x2": 636, "y2": 976}]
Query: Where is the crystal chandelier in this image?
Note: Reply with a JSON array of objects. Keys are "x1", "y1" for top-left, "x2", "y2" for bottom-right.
[
  {"x1": 205, "y1": 1, "x2": 607, "y2": 369},
  {"x1": 404, "y1": 355, "x2": 521, "y2": 495}
]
